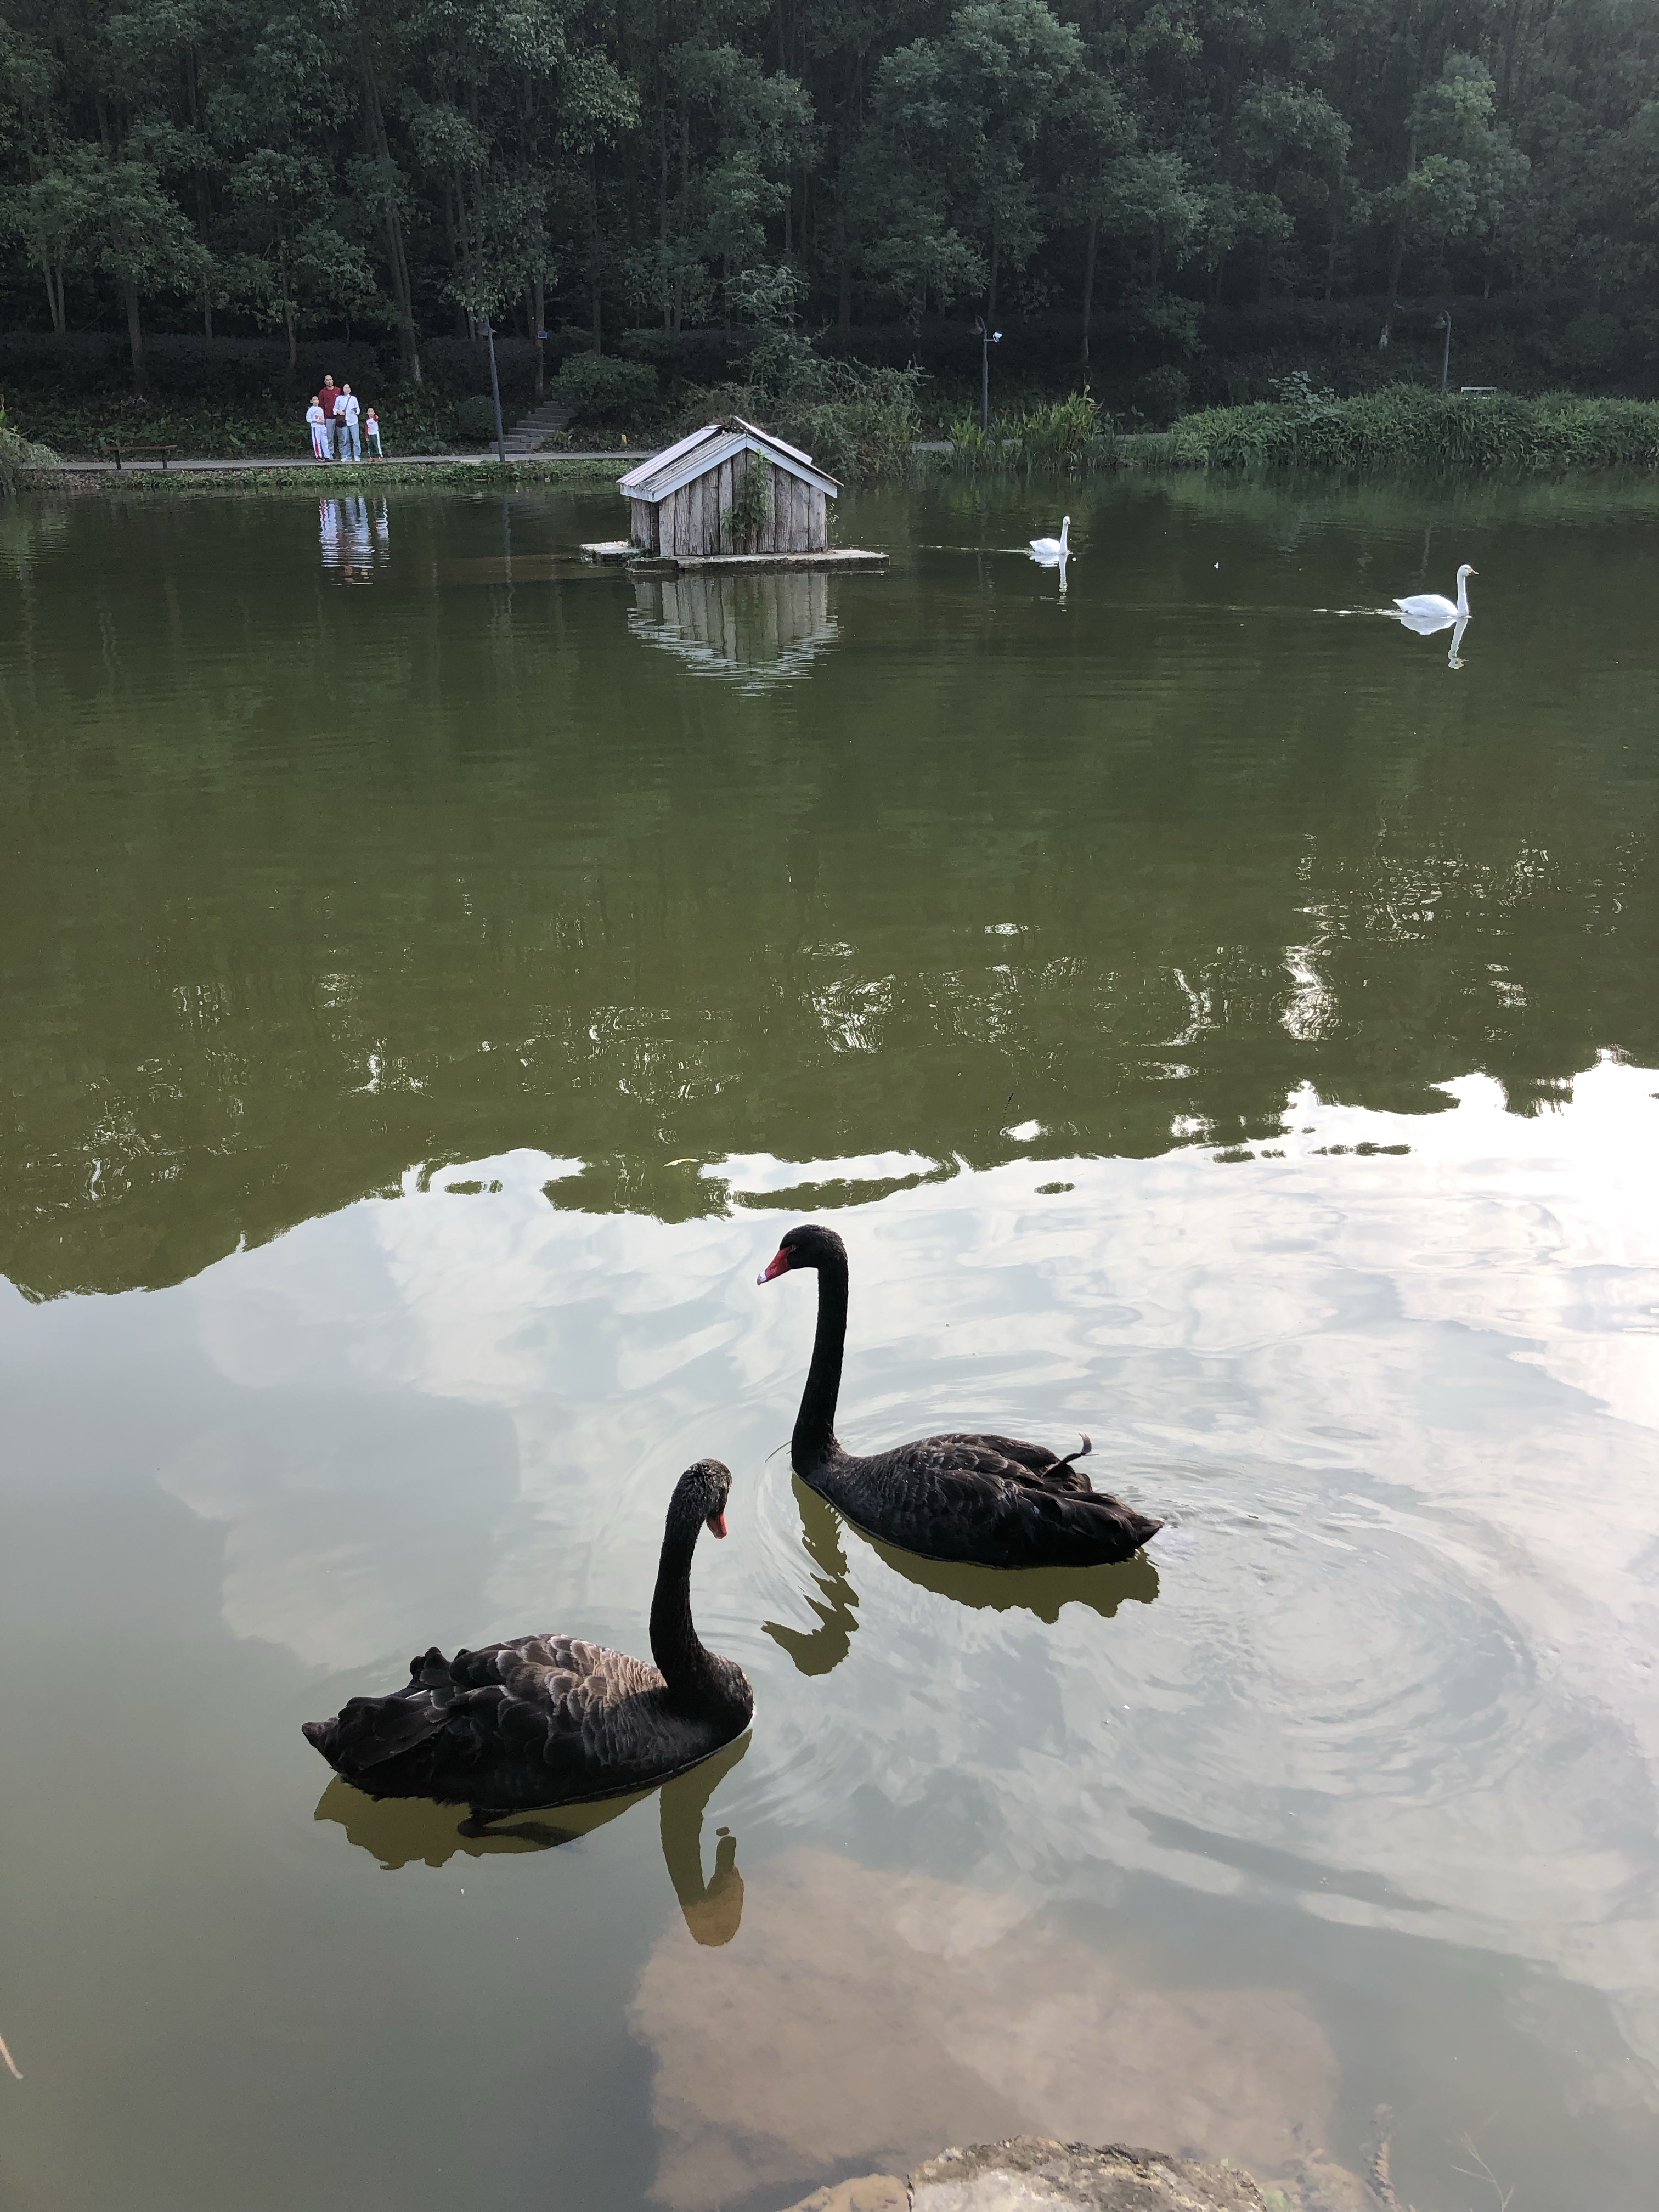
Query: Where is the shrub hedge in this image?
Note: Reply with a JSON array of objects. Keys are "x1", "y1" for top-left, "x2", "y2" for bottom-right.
[{"x1": 1166, "y1": 386, "x2": 1659, "y2": 470}]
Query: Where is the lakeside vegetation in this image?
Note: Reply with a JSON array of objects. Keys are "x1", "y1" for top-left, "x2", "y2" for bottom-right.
[
  {"x1": 0, "y1": 400, "x2": 54, "y2": 494},
  {"x1": 0, "y1": 0, "x2": 1655, "y2": 471},
  {"x1": 1165, "y1": 387, "x2": 1659, "y2": 471}
]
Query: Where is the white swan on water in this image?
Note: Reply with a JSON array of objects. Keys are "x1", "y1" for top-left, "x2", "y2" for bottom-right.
[
  {"x1": 1394, "y1": 563, "x2": 1476, "y2": 631},
  {"x1": 1030, "y1": 515, "x2": 1070, "y2": 561}
]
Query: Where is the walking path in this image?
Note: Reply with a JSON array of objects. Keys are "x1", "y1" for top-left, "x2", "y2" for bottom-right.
[{"x1": 42, "y1": 448, "x2": 644, "y2": 475}]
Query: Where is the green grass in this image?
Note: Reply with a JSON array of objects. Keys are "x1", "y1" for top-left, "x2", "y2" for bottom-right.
[
  {"x1": 31, "y1": 457, "x2": 625, "y2": 495},
  {"x1": 1165, "y1": 384, "x2": 1659, "y2": 470}
]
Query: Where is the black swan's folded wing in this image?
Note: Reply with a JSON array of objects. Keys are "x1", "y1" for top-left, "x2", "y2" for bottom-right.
[
  {"x1": 834, "y1": 1436, "x2": 1160, "y2": 1567},
  {"x1": 301, "y1": 1681, "x2": 453, "y2": 1771},
  {"x1": 428, "y1": 1635, "x2": 666, "y2": 1766},
  {"x1": 926, "y1": 1430, "x2": 1095, "y2": 1494},
  {"x1": 303, "y1": 1635, "x2": 668, "y2": 1791},
  {"x1": 989, "y1": 1478, "x2": 1164, "y2": 1568}
]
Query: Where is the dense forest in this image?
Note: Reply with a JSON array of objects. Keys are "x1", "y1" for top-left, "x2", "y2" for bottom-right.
[{"x1": 1, "y1": 0, "x2": 1656, "y2": 413}]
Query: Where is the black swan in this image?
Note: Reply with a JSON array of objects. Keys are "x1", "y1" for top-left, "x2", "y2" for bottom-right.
[
  {"x1": 302, "y1": 1459, "x2": 753, "y2": 1818},
  {"x1": 759, "y1": 1224, "x2": 1163, "y2": 1568}
]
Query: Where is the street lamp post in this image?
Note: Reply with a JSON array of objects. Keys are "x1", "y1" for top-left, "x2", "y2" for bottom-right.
[
  {"x1": 973, "y1": 315, "x2": 1002, "y2": 432},
  {"x1": 1434, "y1": 311, "x2": 1453, "y2": 394},
  {"x1": 480, "y1": 314, "x2": 507, "y2": 464}
]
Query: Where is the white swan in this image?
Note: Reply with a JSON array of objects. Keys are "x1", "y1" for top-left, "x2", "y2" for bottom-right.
[
  {"x1": 1030, "y1": 515, "x2": 1070, "y2": 561},
  {"x1": 1393, "y1": 563, "x2": 1476, "y2": 631}
]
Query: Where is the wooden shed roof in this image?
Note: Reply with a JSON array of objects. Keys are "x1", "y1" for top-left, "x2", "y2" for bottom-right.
[{"x1": 618, "y1": 416, "x2": 840, "y2": 504}]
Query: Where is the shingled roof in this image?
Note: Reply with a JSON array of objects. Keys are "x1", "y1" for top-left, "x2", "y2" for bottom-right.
[{"x1": 618, "y1": 416, "x2": 840, "y2": 504}]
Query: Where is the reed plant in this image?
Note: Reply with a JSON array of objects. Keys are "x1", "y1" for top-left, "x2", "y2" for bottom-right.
[
  {"x1": 1167, "y1": 384, "x2": 1659, "y2": 470},
  {"x1": 0, "y1": 403, "x2": 57, "y2": 494},
  {"x1": 947, "y1": 389, "x2": 1103, "y2": 474},
  {"x1": 1015, "y1": 388, "x2": 1101, "y2": 472}
]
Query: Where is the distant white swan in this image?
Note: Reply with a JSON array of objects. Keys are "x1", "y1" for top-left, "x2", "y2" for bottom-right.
[
  {"x1": 1393, "y1": 563, "x2": 1476, "y2": 631},
  {"x1": 1030, "y1": 515, "x2": 1070, "y2": 561}
]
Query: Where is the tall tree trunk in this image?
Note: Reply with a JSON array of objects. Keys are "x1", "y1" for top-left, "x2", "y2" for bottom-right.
[
  {"x1": 359, "y1": 27, "x2": 422, "y2": 383},
  {"x1": 590, "y1": 158, "x2": 603, "y2": 354},
  {"x1": 531, "y1": 274, "x2": 545, "y2": 396},
  {"x1": 123, "y1": 278, "x2": 146, "y2": 398},
  {"x1": 201, "y1": 276, "x2": 213, "y2": 338},
  {"x1": 1079, "y1": 213, "x2": 1099, "y2": 363},
  {"x1": 1381, "y1": 224, "x2": 1406, "y2": 346},
  {"x1": 284, "y1": 297, "x2": 297, "y2": 385},
  {"x1": 659, "y1": 77, "x2": 671, "y2": 328}
]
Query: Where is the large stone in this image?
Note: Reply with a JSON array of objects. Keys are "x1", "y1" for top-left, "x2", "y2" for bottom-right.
[
  {"x1": 776, "y1": 2179, "x2": 910, "y2": 2212},
  {"x1": 908, "y1": 2138, "x2": 1268, "y2": 2211}
]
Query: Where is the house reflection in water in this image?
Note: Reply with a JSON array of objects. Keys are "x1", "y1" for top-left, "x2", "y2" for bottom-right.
[{"x1": 628, "y1": 566, "x2": 837, "y2": 691}]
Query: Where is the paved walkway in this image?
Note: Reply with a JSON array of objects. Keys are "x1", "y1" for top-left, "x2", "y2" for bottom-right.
[{"x1": 43, "y1": 448, "x2": 645, "y2": 475}]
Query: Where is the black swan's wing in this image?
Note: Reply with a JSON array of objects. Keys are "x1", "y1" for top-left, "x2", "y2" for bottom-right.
[
  {"x1": 927, "y1": 1430, "x2": 1096, "y2": 1495},
  {"x1": 453, "y1": 1635, "x2": 667, "y2": 1770},
  {"x1": 827, "y1": 1435, "x2": 1160, "y2": 1567},
  {"x1": 303, "y1": 1635, "x2": 669, "y2": 1798}
]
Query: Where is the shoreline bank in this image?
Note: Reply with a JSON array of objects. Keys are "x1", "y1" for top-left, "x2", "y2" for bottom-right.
[{"x1": 24, "y1": 454, "x2": 641, "y2": 494}]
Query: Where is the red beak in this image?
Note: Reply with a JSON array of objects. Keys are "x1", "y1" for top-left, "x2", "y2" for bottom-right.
[
  {"x1": 758, "y1": 1249, "x2": 791, "y2": 1284},
  {"x1": 706, "y1": 1511, "x2": 727, "y2": 1539}
]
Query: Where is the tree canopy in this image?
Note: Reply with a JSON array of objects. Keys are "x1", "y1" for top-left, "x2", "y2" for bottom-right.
[{"x1": 1, "y1": 0, "x2": 1655, "y2": 389}]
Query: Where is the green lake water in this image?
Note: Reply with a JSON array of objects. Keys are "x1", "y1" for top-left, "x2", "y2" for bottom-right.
[{"x1": 2, "y1": 472, "x2": 1657, "y2": 2211}]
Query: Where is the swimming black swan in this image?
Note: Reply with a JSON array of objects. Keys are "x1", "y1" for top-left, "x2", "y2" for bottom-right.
[
  {"x1": 759, "y1": 1224, "x2": 1163, "y2": 1568},
  {"x1": 302, "y1": 1459, "x2": 753, "y2": 1817}
]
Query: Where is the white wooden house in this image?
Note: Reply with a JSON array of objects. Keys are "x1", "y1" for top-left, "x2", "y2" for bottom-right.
[{"x1": 617, "y1": 417, "x2": 838, "y2": 558}]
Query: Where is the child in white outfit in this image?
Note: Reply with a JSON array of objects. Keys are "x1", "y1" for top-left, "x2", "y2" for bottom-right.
[
  {"x1": 364, "y1": 408, "x2": 383, "y2": 459},
  {"x1": 307, "y1": 400, "x2": 329, "y2": 460}
]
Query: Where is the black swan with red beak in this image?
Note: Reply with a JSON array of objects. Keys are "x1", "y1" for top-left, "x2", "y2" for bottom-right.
[
  {"x1": 302, "y1": 1460, "x2": 753, "y2": 1817},
  {"x1": 760, "y1": 1225, "x2": 1162, "y2": 1568}
]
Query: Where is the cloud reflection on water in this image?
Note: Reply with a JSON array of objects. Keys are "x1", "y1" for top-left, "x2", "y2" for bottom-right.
[{"x1": 160, "y1": 1058, "x2": 1659, "y2": 2100}]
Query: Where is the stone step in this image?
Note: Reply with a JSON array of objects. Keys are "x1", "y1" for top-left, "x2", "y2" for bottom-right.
[{"x1": 502, "y1": 398, "x2": 574, "y2": 452}]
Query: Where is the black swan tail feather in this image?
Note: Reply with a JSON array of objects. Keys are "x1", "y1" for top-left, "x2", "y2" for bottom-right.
[
  {"x1": 1058, "y1": 1432, "x2": 1093, "y2": 1468},
  {"x1": 302, "y1": 1645, "x2": 458, "y2": 1775}
]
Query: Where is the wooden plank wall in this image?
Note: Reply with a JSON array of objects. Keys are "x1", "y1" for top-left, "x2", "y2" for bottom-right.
[
  {"x1": 718, "y1": 458, "x2": 734, "y2": 551},
  {"x1": 648, "y1": 455, "x2": 834, "y2": 556}
]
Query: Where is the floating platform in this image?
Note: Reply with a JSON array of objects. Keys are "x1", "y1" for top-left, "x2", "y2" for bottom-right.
[
  {"x1": 674, "y1": 549, "x2": 887, "y2": 571},
  {"x1": 580, "y1": 541, "x2": 887, "y2": 572}
]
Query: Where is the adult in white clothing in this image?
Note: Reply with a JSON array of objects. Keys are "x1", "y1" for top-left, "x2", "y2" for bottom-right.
[{"x1": 337, "y1": 384, "x2": 361, "y2": 462}]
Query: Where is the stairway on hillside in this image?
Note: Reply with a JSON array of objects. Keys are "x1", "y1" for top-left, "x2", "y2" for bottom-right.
[{"x1": 501, "y1": 397, "x2": 574, "y2": 454}]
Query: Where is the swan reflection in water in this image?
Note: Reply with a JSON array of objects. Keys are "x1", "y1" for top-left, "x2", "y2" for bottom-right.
[
  {"x1": 312, "y1": 1730, "x2": 749, "y2": 1945},
  {"x1": 1029, "y1": 515, "x2": 1071, "y2": 602},
  {"x1": 765, "y1": 1476, "x2": 1160, "y2": 1675}
]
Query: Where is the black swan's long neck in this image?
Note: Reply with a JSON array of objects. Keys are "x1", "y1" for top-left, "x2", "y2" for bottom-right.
[
  {"x1": 793, "y1": 1252, "x2": 848, "y2": 1468},
  {"x1": 649, "y1": 1510, "x2": 724, "y2": 1708}
]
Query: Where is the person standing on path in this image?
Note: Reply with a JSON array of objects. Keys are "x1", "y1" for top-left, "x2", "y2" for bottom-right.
[
  {"x1": 318, "y1": 377, "x2": 341, "y2": 456},
  {"x1": 338, "y1": 383, "x2": 362, "y2": 462},
  {"x1": 364, "y1": 407, "x2": 383, "y2": 459},
  {"x1": 306, "y1": 397, "x2": 329, "y2": 460}
]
